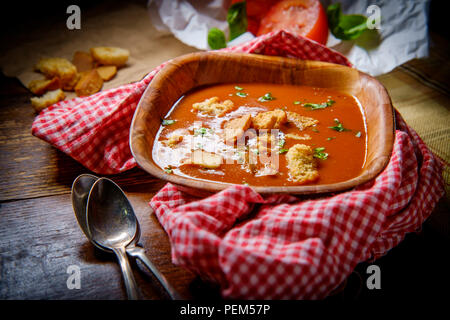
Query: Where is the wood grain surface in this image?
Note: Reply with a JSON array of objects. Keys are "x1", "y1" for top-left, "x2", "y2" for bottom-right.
[{"x1": 0, "y1": 12, "x2": 449, "y2": 301}]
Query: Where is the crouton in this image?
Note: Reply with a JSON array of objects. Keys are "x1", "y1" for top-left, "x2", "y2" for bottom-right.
[
  {"x1": 62, "y1": 73, "x2": 81, "y2": 91},
  {"x1": 257, "y1": 132, "x2": 278, "y2": 153},
  {"x1": 223, "y1": 114, "x2": 252, "y2": 141},
  {"x1": 184, "y1": 150, "x2": 223, "y2": 169},
  {"x1": 192, "y1": 97, "x2": 235, "y2": 116},
  {"x1": 90, "y1": 47, "x2": 130, "y2": 67},
  {"x1": 252, "y1": 109, "x2": 286, "y2": 129},
  {"x1": 286, "y1": 112, "x2": 318, "y2": 131},
  {"x1": 255, "y1": 165, "x2": 278, "y2": 177},
  {"x1": 96, "y1": 65, "x2": 117, "y2": 81},
  {"x1": 285, "y1": 144, "x2": 319, "y2": 184},
  {"x1": 163, "y1": 134, "x2": 183, "y2": 148},
  {"x1": 72, "y1": 51, "x2": 94, "y2": 72},
  {"x1": 28, "y1": 77, "x2": 61, "y2": 95},
  {"x1": 285, "y1": 133, "x2": 312, "y2": 140},
  {"x1": 30, "y1": 89, "x2": 65, "y2": 112},
  {"x1": 74, "y1": 69, "x2": 103, "y2": 97},
  {"x1": 34, "y1": 57, "x2": 77, "y2": 86}
]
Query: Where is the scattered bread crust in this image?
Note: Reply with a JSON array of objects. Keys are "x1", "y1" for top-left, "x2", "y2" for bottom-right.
[
  {"x1": 286, "y1": 112, "x2": 318, "y2": 131},
  {"x1": 96, "y1": 65, "x2": 117, "y2": 81},
  {"x1": 285, "y1": 133, "x2": 312, "y2": 140},
  {"x1": 184, "y1": 150, "x2": 223, "y2": 169},
  {"x1": 192, "y1": 97, "x2": 236, "y2": 116},
  {"x1": 34, "y1": 57, "x2": 77, "y2": 86},
  {"x1": 90, "y1": 47, "x2": 130, "y2": 67},
  {"x1": 252, "y1": 110, "x2": 286, "y2": 129},
  {"x1": 163, "y1": 134, "x2": 183, "y2": 148},
  {"x1": 75, "y1": 70, "x2": 104, "y2": 97},
  {"x1": 223, "y1": 114, "x2": 252, "y2": 141},
  {"x1": 72, "y1": 51, "x2": 94, "y2": 72},
  {"x1": 30, "y1": 89, "x2": 65, "y2": 112},
  {"x1": 28, "y1": 77, "x2": 61, "y2": 96},
  {"x1": 286, "y1": 144, "x2": 319, "y2": 184}
]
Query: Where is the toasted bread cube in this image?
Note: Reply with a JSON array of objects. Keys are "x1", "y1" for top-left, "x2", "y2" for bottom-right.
[
  {"x1": 192, "y1": 97, "x2": 235, "y2": 116},
  {"x1": 28, "y1": 77, "x2": 61, "y2": 95},
  {"x1": 30, "y1": 89, "x2": 65, "y2": 112},
  {"x1": 185, "y1": 150, "x2": 223, "y2": 169},
  {"x1": 90, "y1": 47, "x2": 130, "y2": 67},
  {"x1": 163, "y1": 134, "x2": 183, "y2": 148},
  {"x1": 72, "y1": 51, "x2": 94, "y2": 72},
  {"x1": 62, "y1": 73, "x2": 81, "y2": 91},
  {"x1": 252, "y1": 109, "x2": 286, "y2": 129},
  {"x1": 75, "y1": 69, "x2": 103, "y2": 97},
  {"x1": 286, "y1": 144, "x2": 319, "y2": 184},
  {"x1": 285, "y1": 133, "x2": 312, "y2": 140},
  {"x1": 35, "y1": 57, "x2": 77, "y2": 86},
  {"x1": 224, "y1": 114, "x2": 252, "y2": 141},
  {"x1": 96, "y1": 65, "x2": 117, "y2": 81},
  {"x1": 286, "y1": 112, "x2": 318, "y2": 131}
]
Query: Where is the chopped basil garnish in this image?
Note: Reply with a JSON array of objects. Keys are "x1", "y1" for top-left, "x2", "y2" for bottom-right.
[
  {"x1": 164, "y1": 166, "x2": 173, "y2": 174},
  {"x1": 236, "y1": 91, "x2": 248, "y2": 97},
  {"x1": 327, "y1": 137, "x2": 336, "y2": 141},
  {"x1": 293, "y1": 101, "x2": 301, "y2": 105},
  {"x1": 194, "y1": 127, "x2": 208, "y2": 136},
  {"x1": 258, "y1": 92, "x2": 275, "y2": 102},
  {"x1": 311, "y1": 127, "x2": 319, "y2": 133},
  {"x1": 278, "y1": 148, "x2": 289, "y2": 154},
  {"x1": 162, "y1": 119, "x2": 176, "y2": 126},
  {"x1": 314, "y1": 147, "x2": 329, "y2": 160},
  {"x1": 278, "y1": 139, "x2": 286, "y2": 148},
  {"x1": 329, "y1": 118, "x2": 350, "y2": 132},
  {"x1": 355, "y1": 131, "x2": 362, "y2": 138},
  {"x1": 235, "y1": 86, "x2": 244, "y2": 91},
  {"x1": 303, "y1": 99, "x2": 335, "y2": 110}
]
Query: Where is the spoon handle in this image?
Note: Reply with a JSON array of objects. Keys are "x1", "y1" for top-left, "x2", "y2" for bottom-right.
[
  {"x1": 112, "y1": 247, "x2": 139, "y2": 300},
  {"x1": 127, "y1": 246, "x2": 180, "y2": 300}
]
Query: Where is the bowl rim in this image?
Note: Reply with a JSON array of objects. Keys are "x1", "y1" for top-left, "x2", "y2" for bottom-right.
[{"x1": 130, "y1": 52, "x2": 395, "y2": 195}]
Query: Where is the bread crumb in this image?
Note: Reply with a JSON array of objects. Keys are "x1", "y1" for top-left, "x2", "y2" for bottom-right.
[
  {"x1": 252, "y1": 109, "x2": 286, "y2": 129},
  {"x1": 35, "y1": 57, "x2": 77, "y2": 86},
  {"x1": 163, "y1": 134, "x2": 183, "y2": 148},
  {"x1": 223, "y1": 114, "x2": 252, "y2": 141},
  {"x1": 285, "y1": 133, "x2": 312, "y2": 140},
  {"x1": 30, "y1": 89, "x2": 65, "y2": 112},
  {"x1": 90, "y1": 47, "x2": 130, "y2": 67},
  {"x1": 286, "y1": 144, "x2": 319, "y2": 184},
  {"x1": 192, "y1": 97, "x2": 235, "y2": 116},
  {"x1": 286, "y1": 112, "x2": 318, "y2": 131}
]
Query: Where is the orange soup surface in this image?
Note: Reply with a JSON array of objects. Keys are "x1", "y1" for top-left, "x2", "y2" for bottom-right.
[{"x1": 152, "y1": 83, "x2": 367, "y2": 186}]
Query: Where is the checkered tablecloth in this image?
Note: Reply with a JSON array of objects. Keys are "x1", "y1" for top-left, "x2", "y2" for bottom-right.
[{"x1": 31, "y1": 30, "x2": 445, "y2": 299}]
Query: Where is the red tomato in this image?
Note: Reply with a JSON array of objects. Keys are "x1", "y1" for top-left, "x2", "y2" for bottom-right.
[
  {"x1": 231, "y1": 0, "x2": 280, "y2": 35},
  {"x1": 256, "y1": 0, "x2": 329, "y2": 45}
]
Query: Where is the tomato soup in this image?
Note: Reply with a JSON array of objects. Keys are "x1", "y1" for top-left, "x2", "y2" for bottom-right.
[{"x1": 152, "y1": 83, "x2": 367, "y2": 186}]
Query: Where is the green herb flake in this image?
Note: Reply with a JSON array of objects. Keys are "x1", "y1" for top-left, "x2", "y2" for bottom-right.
[
  {"x1": 236, "y1": 91, "x2": 248, "y2": 97},
  {"x1": 207, "y1": 28, "x2": 227, "y2": 50},
  {"x1": 164, "y1": 166, "x2": 173, "y2": 174},
  {"x1": 327, "y1": 137, "x2": 336, "y2": 141},
  {"x1": 162, "y1": 119, "x2": 176, "y2": 126},
  {"x1": 314, "y1": 147, "x2": 329, "y2": 160},
  {"x1": 355, "y1": 131, "x2": 362, "y2": 138},
  {"x1": 278, "y1": 148, "x2": 289, "y2": 154},
  {"x1": 311, "y1": 127, "x2": 320, "y2": 133},
  {"x1": 278, "y1": 139, "x2": 286, "y2": 148},
  {"x1": 303, "y1": 99, "x2": 335, "y2": 110},
  {"x1": 294, "y1": 101, "x2": 301, "y2": 105},
  {"x1": 329, "y1": 118, "x2": 350, "y2": 132},
  {"x1": 235, "y1": 86, "x2": 244, "y2": 91},
  {"x1": 194, "y1": 127, "x2": 208, "y2": 137},
  {"x1": 258, "y1": 92, "x2": 275, "y2": 102}
]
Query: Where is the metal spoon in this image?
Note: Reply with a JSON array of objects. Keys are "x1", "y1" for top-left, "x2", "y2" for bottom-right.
[
  {"x1": 73, "y1": 175, "x2": 179, "y2": 299},
  {"x1": 87, "y1": 177, "x2": 139, "y2": 300}
]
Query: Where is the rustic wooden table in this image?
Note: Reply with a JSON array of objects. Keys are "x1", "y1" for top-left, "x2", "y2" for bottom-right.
[{"x1": 0, "y1": 5, "x2": 449, "y2": 301}]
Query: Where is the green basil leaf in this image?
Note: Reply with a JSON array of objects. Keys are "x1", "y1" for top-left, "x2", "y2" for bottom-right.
[
  {"x1": 162, "y1": 119, "x2": 176, "y2": 126},
  {"x1": 227, "y1": 1, "x2": 247, "y2": 41},
  {"x1": 207, "y1": 28, "x2": 227, "y2": 50},
  {"x1": 327, "y1": 3, "x2": 368, "y2": 40}
]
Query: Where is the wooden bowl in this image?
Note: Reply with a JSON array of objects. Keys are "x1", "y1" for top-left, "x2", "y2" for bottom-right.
[{"x1": 130, "y1": 52, "x2": 394, "y2": 195}]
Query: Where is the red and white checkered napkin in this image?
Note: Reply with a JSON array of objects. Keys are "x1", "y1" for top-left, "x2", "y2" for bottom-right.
[
  {"x1": 150, "y1": 113, "x2": 444, "y2": 299},
  {"x1": 31, "y1": 30, "x2": 351, "y2": 174}
]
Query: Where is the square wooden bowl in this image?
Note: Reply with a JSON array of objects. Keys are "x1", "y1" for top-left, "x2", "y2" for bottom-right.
[{"x1": 130, "y1": 52, "x2": 394, "y2": 195}]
